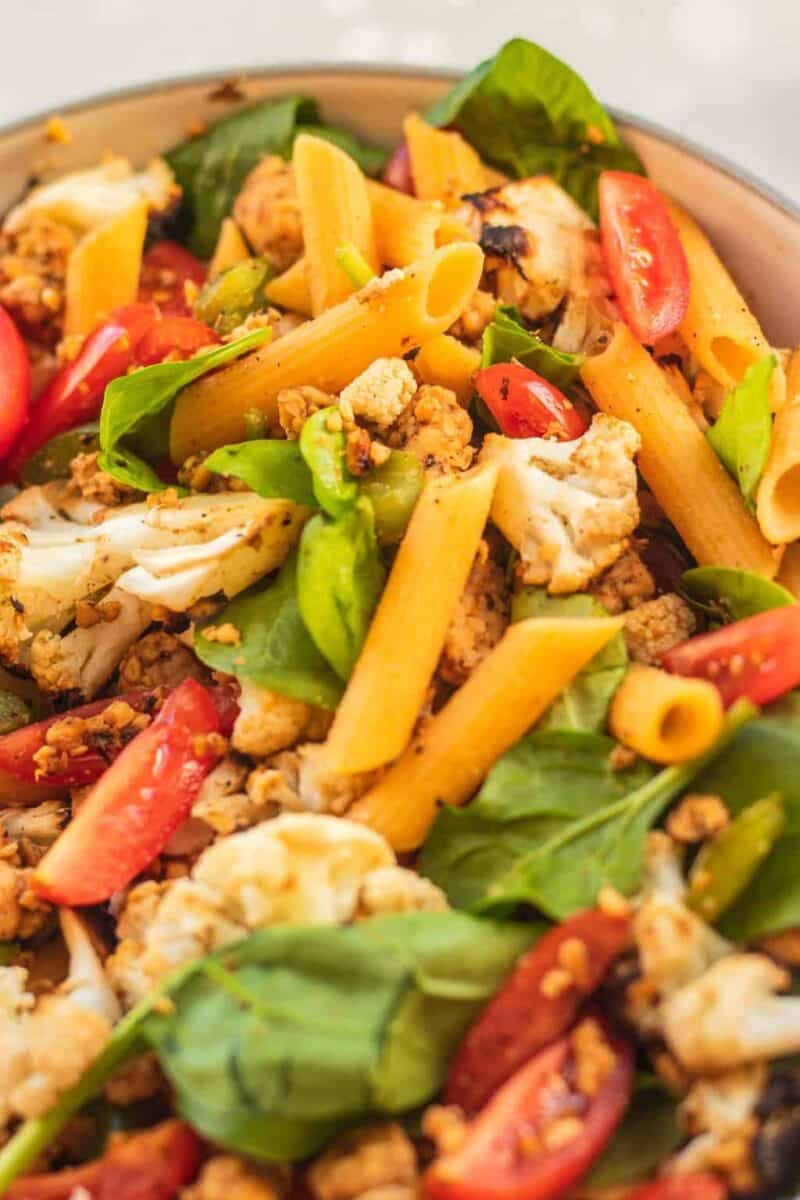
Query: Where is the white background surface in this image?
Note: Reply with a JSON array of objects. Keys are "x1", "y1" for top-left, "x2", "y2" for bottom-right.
[{"x1": 1, "y1": 0, "x2": 798, "y2": 203}]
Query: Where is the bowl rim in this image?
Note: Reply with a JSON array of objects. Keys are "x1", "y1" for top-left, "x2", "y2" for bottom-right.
[{"x1": 1, "y1": 61, "x2": 798, "y2": 224}]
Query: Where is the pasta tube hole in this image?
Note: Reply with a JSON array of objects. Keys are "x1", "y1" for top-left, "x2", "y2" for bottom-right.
[
  {"x1": 772, "y1": 463, "x2": 800, "y2": 517},
  {"x1": 609, "y1": 664, "x2": 723, "y2": 765},
  {"x1": 710, "y1": 336, "x2": 759, "y2": 384},
  {"x1": 659, "y1": 699, "x2": 701, "y2": 745}
]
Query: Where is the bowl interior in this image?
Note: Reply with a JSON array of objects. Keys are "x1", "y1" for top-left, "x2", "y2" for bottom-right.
[{"x1": 2, "y1": 68, "x2": 799, "y2": 345}]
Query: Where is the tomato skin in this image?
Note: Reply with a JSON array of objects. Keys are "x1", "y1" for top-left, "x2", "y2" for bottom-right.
[
  {"x1": 0, "y1": 305, "x2": 31, "y2": 460},
  {"x1": 139, "y1": 240, "x2": 207, "y2": 313},
  {"x1": 623, "y1": 1175, "x2": 727, "y2": 1200},
  {"x1": 662, "y1": 607, "x2": 800, "y2": 708},
  {"x1": 474, "y1": 363, "x2": 587, "y2": 441},
  {"x1": 599, "y1": 171, "x2": 690, "y2": 345},
  {"x1": 426, "y1": 1017, "x2": 634, "y2": 1200},
  {"x1": 445, "y1": 908, "x2": 630, "y2": 1115},
  {"x1": 135, "y1": 313, "x2": 219, "y2": 366},
  {"x1": 382, "y1": 141, "x2": 415, "y2": 194},
  {"x1": 6, "y1": 1120, "x2": 202, "y2": 1200},
  {"x1": 32, "y1": 679, "x2": 220, "y2": 905}
]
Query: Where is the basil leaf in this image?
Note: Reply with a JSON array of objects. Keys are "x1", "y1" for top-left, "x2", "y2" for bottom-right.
[
  {"x1": 205, "y1": 439, "x2": 317, "y2": 507},
  {"x1": 707, "y1": 356, "x2": 775, "y2": 510},
  {"x1": 298, "y1": 501, "x2": 385, "y2": 680},
  {"x1": 98, "y1": 329, "x2": 269, "y2": 492},
  {"x1": 511, "y1": 588, "x2": 627, "y2": 733},
  {"x1": 299, "y1": 407, "x2": 359, "y2": 518},
  {"x1": 139, "y1": 913, "x2": 537, "y2": 1161},
  {"x1": 421, "y1": 703, "x2": 754, "y2": 918},
  {"x1": 166, "y1": 97, "x2": 386, "y2": 257},
  {"x1": 682, "y1": 566, "x2": 794, "y2": 621},
  {"x1": 426, "y1": 38, "x2": 644, "y2": 219},
  {"x1": 194, "y1": 549, "x2": 343, "y2": 708},
  {"x1": 482, "y1": 305, "x2": 583, "y2": 389},
  {"x1": 586, "y1": 1076, "x2": 681, "y2": 1187}
]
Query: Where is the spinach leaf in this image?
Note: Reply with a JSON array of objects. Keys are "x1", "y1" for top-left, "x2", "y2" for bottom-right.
[
  {"x1": 99, "y1": 329, "x2": 269, "y2": 492},
  {"x1": 166, "y1": 97, "x2": 386, "y2": 257},
  {"x1": 512, "y1": 588, "x2": 627, "y2": 733},
  {"x1": 481, "y1": 305, "x2": 583, "y2": 389},
  {"x1": 204, "y1": 439, "x2": 317, "y2": 507},
  {"x1": 707, "y1": 356, "x2": 775, "y2": 510},
  {"x1": 421, "y1": 703, "x2": 754, "y2": 918},
  {"x1": 426, "y1": 38, "x2": 644, "y2": 219},
  {"x1": 586, "y1": 1076, "x2": 681, "y2": 1187},
  {"x1": 681, "y1": 565, "x2": 794, "y2": 621},
  {"x1": 298, "y1": 500, "x2": 385, "y2": 680},
  {"x1": 299, "y1": 407, "x2": 359, "y2": 517},
  {"x1": 194, "y1": 549, "x2": 343, "y2": 708}
]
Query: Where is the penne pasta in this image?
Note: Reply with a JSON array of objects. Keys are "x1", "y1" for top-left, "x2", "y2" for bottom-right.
[
  {"x1": 757, "y1": 348, "x2": 800, "y2": 544},
  {"x1": 404, "y1": 112, "x2": 486, "y2": 205},
  {"x1": 350, "y1": 616, "x2": 623, "y2": 851},
  {"x1": 667, "y1": 199, "x2": 786, "y2": 411},
  {"x1": 609, "y1": 664, "x2": 724, "y2": 765},
  {"x1": 414, "y1": 333, "x2": 480, "y2": 405},
  {"x1": 293, "y1": 133, "x2": 379, "y2": 315},
  {"x1": 170, "y1": 241, "x2": 484, "y2": 461},
  {"x1": 64, "y1": 199, "x2": 148, "y2": 336},
  {"x1": 208, "y1": 217, "x2": 250, "y2": 279},
  {"x1": 776, "y1": 541, "x2": 800, "y2": 599},
  {"x1": 367, "y1": 180, "x2": 443, "y2": 267},
  {"x1": 325, "y1": 463, "x2": 498, "y2": 774},
  {"x1": 581, "y1": 323, "x2": 780, "y2": 577},
  {"x1": 263, "y1": 255, "x2": 313, "y2": 316}
]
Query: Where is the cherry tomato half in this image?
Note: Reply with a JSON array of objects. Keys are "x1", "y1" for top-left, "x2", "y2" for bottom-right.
[
  {"x1": 474, "y1": 363, "x2": 587, "y2": 441},
  {"x1": 427, "y1": 1015, "x2": 634, "y2": 1200},
  {"x1": 0, "y1": 305, "x2": 31, "y2": 461},
  {"x1": 662, "y1": 606, "x2": 800, "y2": 708},
  {"x1": 7, "y1": 1120, "x2": 201, "y2": 1200},
  {"x1": 32, "y1": 679, "x2": 221, "y2": 905},
  {"x1": 382, "y1": 140, "x2": 415, "y2": 194},
  {"x1": 135, "y1": 313, "x2": 219, "y2": 366},
  {"x1": 624, "y1": 1175, "x2": 727, "y2": 1200},
  {"x1": 599, "y1": 171, "x2": 690, "y2": 345},
  {"x1": 139, "y1": 239, "x2": 207, "y2": 313},
  {"x1": 445, "y1": 908, "x2": 630, "y2": 1115}
]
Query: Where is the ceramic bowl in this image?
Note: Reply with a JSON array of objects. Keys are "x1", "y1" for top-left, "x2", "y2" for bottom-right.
[{"x1": 1, "y1": 67, "x2": 799, "y2": 343}]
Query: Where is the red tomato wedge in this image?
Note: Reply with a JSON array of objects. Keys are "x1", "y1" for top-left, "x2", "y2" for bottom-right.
[
  {"x1": 445, "y1": 908, "x2": 630, "y2": 1115},
  {"x1": 662, "y1": 606, "x2": 800, "y2": 708},
  {"x1": 474, "y1": 363, "x2": 587, "y2": 441},
  {"x1": 426, "y1": 1015, "x2": 634, "y2": 1200},
  {"x1": 32, "y1": 679, "x2": 220, "y2": 905},
  {"x1": 135, "y1": 313, "x2": 219, "y2": 366},
  {"x1": 382, "y1": 141, "x2": 415, "y2": 194},
  {"x1": 0, "y1": 304, "x2": 31, "y2": 461},
  {"x1": 599, "y1": 171, "x2": 690, "y2": 345},
  {"x1": 623, "y1": 1176, "x2": 727, "y2": 1200},
  {"x1": 6, "y1": 1120, "x2": 201, "y2": 1200},
  {"x1": 138, "y1": 240, "x2": 207, "y2": 313}
]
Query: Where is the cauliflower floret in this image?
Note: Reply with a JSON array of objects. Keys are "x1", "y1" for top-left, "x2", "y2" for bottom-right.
[
  {"x1": 118, "y1": 630, "x2": 207, "y2": 691},
  {"x1": 662, "y1": 955, "x2": 800, "y2": 1074},
  {"x1": 623, "y1": 593, "x2": 696, "y2": 665},
  {"x1": 357, "y1": 867, "x2": 448, "y2": 917},
  {"x1": 308, "y1": 1123, "x2": 418, "y2": 1200},
  {"x1": 233, "y1": 155, "x2": 303, "y2": 272},
  {"x1": 668, "y1": 1066, "x2": 763, "y2": 1192},
  {"x1": 231, "y1": 679, "x2": 319, "y2": 758},
  {"x1": 339, "y1": 358, "x2": 417, "y2": 433},
  {"x1": 591, "y1": 548, "x2": 656, "y2": 615},
  {"x1": 247, "y1": 743, "x2": 373, "y2": 816},
  {"x1": 439, "y1": 544, "x2": 509, "y2": 685},
  {"x1": 107, "y1": 815, "x2": 420, "y2": 1006},
  {"x1": 0, "y1": 847, "x2": 50, "y2": 940},
  {"x1": 389, "y1": 385, "x2": 474, "y2": 475},
  {"x1": 1, "y1": 799, "x2": 67, "y2": 863},
  {"x1": 183, "y1": 1155, "x2": 286, "y2": 1200},
  {"x1": 480, "y1": 413, "x2": 640, "y2": 594},
  {"x1": 0, "y1": 213, "x2": 75, "y2": 343}
]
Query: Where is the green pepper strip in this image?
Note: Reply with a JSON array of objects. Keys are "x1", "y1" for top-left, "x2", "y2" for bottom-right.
[{"x1": 686, "y1": 793, "x2": 786, "y2": 924}]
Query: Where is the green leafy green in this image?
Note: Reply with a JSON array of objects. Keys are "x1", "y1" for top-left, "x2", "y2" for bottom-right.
[
  {"x1": 359, "y1": 451, "x2": 424, "y2": 545},
  {"x1": 166, "y1": 97, "x2": 387, "y2": 257},
  {"x1": 299, "y1": 407, "x2": 359, "y2": 517},
  {"x1": 298, "y1": 500, "x2": 385, "y2": 679},
  {"x1": 0, "y1": 914, "x2": 536, "y2": 1187},
  {"x1": 481, "y1": 305, "x2": 583, "y2": 389},
  {"x1": 586, "y1": 1076, "x2": 681, "y2": 1187},
  {"x1": 421, "y1": 703, "x2": 754, "y2": 918},
  {"x1": 681, "y1": 565, "x2": 794, "y2": 621},
  {"x1": 193, "y1": 256, "x2": 276, "y2": 333},
  {"x1": 194, "y1": 550, "x2": 343, "y2": 708},
  {"x1": 98, "y1": 329, "x2": 269, "y2": 492},
  {"x1": 707, "y1": 356, "x2": 775, "y2": 510},
  {"x1": 204, "y1": 439, "x2": 317, "y2": 507},
  {"x1": 512, "y1": 589, "x2": 627, "y2": 733},
  {"x1": 426, "y1": 38, "x2": 644, "y2": 219},
  {"x1": 20, "y1": 423, "x2": 99, "y2": 484}
]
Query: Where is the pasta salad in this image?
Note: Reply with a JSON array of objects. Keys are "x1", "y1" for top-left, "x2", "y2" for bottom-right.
[{"x1": 0, "y1": 34, "x2": 799, "y2": 1200}]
